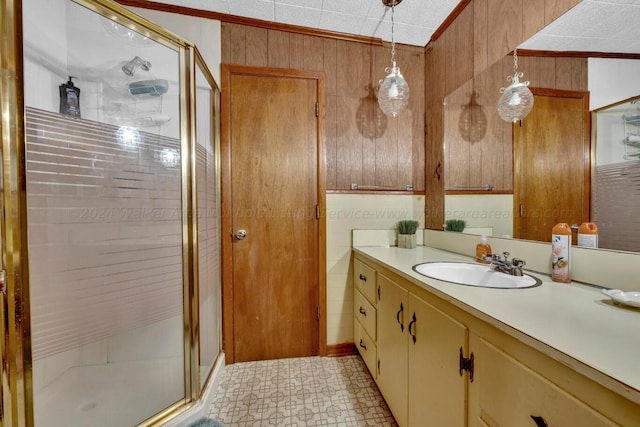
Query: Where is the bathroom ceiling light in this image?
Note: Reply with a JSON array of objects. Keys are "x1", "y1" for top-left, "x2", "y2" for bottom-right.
[
  {"x1": 378, "y1": 0, "x2": 410, "y2": 117},
  {"x1": 497, "y1": 48, "x2": 534, "y2": 123}
]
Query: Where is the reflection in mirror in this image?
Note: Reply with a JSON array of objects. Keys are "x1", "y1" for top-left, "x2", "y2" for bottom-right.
[
  {"x1": 593, "y1": 96, "x2": 640, "y2": 251},
  {"x1": 444, "y1": 53, "x2": 593, "y2": 245}
]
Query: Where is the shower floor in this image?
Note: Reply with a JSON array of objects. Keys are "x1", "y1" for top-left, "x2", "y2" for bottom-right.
[{"x1": 34, "y1": 357, "x2": 184, "y2": 427}]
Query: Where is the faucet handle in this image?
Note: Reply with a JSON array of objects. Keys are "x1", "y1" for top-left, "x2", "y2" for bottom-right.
[
  {"x1": 511, "y1": 258, "x2": 525, "y2": 267},
  {"x1": 502, "y1": 251, "x2": 510, "y2": 262}
]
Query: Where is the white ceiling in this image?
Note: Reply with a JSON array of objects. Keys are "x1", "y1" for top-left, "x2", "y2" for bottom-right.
[
  {"x1": 147, "y1": 0, "x2": 462, "y2": 46},
  {"x1": 147, "y1": 0, "x2": 640, "y2": 53},
  {"x1": 521, "y1": 0, "x2": 640, "y2": 54}
]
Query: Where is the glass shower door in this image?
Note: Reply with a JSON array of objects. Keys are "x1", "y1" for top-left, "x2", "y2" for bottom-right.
[{"x1": 23, "y1": 0, "x2": 187, "y2": 425}]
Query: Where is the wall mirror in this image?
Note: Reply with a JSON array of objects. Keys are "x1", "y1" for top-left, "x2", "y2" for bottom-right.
[{"x1": 443, "y1": 0, "x2": 640, "y2": 253}]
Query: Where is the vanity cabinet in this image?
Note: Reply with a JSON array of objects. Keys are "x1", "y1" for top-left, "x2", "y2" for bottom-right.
[
  {"x1": 376, "y1": 272, "x2": 468, "y2": 427},
  {"x1": 469, "y1": 336, "x2": 617, "y2": 427},
  {"x1": 353, "y1": 252, "x2": 640, "y2": 427}
]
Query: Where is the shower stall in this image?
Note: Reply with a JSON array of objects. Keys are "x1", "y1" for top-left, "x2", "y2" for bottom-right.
[{"x1": 1, "y1": 0, "x2": 222, "y2": 426}]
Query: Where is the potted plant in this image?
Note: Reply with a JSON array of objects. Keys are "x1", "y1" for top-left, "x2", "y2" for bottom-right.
[
  {"x1": 445, "y1": 219, "x2": 466, "y2": 232},
  {"x1": 397, "y1": 220, "x2": 420, "y2": 249}
]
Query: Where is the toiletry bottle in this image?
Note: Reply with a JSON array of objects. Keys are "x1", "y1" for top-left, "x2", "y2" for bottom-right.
[
  {"x1": 551, "y1": 223, "x2": 571, "y2": 283},
  {"x1": 59, "y1": 76, "x2": 81, "y2": 118},
  {"x1": 475, "y1": 235, "x2": 492, "y2": 264},
  {"x1": 577, "y1": 222, "x2": 598, "y2": 248}
]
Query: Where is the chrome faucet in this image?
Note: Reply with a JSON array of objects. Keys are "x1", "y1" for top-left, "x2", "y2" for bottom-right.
[{"x1": 484, "y1": 252, "x2": 526, "y2": 276}]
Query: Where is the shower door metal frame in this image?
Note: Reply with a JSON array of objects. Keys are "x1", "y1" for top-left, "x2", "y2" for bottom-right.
[
  {"x1": 0, "y1": 0, "x2": 219, "y2": 425},
  {"x1": 1, "y1": 0, "x2": 33, "y2": 425}
]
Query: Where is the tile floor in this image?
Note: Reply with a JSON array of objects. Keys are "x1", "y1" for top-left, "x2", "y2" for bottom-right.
[{"x1": 207, "y1": 355, "x2": 398, "y2": 427}]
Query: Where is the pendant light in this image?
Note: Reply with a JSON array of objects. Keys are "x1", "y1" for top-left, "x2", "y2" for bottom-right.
[
  {"x1": 378, "y1": 0, "x2": 410, "y2": 117},
  {"x1": 497, "y1": 48, "x2": 534, "y2": 123}
]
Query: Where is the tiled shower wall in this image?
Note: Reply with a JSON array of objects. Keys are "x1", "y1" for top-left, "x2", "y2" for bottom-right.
[{"x1": 325, "y1": 194, "x2": 425, "y2": 345}]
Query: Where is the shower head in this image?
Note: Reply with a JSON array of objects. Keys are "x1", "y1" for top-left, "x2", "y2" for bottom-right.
[{"x1": 122, "y1": 56, "x2": 152, "y2": 77}]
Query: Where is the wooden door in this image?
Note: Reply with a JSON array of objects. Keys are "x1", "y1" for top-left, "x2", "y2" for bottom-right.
[
  {"x1": 377, "y1": 274, "x2": 409, "y2": 427},
  {"x1": 408, "y1": 294, "x2": 468, "y2": 427},
  {"x1": 222, "y1": 66, "x2": 324, "y2": 363},
  {"x1": 514, "y1": 89, "x2": 590, "y2": 242}
]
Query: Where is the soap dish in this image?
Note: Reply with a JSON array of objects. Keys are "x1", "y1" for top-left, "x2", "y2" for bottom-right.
[{"x1": 601, "y1": 289, "x2": 640, "y2": 308}]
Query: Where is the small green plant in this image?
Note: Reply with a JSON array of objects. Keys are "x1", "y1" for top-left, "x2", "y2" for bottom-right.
[
  {"x1": 397, "y1": 220, "x2": 420, "y2": 235},
  {"x1": 445, "y1": 219, "x2": 466, "y2": 232}
]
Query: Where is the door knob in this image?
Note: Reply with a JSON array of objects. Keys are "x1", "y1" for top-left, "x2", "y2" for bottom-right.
[{"x1": 235, "y1": 229, "x2": 247, "y2": 240}]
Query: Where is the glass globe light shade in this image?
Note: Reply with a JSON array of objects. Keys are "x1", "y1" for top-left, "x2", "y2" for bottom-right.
[
  {"x1": 498, "y1": 78, "x2": 534, "y2": 123},
  {"x1": 378, "y1": 63, "x2": 410, "y2": 117}
]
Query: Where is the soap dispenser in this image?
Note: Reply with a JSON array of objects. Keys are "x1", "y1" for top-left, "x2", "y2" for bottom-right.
[{"x1": 475, "y1": 235, "x2": 492, "y2": 264}]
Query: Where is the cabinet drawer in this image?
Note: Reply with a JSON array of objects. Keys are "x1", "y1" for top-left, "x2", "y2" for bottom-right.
[
  {"x1": 354, "y1": 258, "x2": 377, "y2": 304},
  {"x1": 354, "y1": 290, "x2": 376, "y2": 340},
  {"x1": 476, "y1": 339, "x2": 617, "y2": 427},
  {"x1": 354, "y1": 320, "x2": 377, "y2": 380}
]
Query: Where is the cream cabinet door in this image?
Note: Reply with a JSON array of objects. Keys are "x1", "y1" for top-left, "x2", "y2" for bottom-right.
[
  {"x1": 469, "y1": 337, "x2": 618, "y2": 427},
  {"x1": 377, "y1": 274, "x2": 409, "y2": 427},
  {"x1": 407, "y1": 293, "x2": 468, "y2": 427}
]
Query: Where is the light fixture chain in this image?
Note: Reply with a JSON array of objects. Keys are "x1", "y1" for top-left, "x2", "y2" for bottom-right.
[
  {"x1": 391, "y1": 5, "x2": 396, "y2": 63},
  {"x1": 513, "y1": 48, "x2": 518, "y2": 74}
]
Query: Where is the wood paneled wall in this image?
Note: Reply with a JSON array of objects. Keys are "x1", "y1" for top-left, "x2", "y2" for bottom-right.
[
  {"x1": 424, "y1": 0, "x2": 582, "y2": 229},
  {"x1": 221, "y1": 23, "x2": 426, "y2": 192}
]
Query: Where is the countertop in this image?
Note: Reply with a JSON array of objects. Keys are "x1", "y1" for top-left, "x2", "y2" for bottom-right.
[{"x1": 353, "y1": 245, "x2": 640, "y2": 403}]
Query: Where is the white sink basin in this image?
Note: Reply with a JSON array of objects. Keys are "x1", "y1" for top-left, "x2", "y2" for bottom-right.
[{"x1": 413, "y1": 262, "x2": 541, "y2": 289}]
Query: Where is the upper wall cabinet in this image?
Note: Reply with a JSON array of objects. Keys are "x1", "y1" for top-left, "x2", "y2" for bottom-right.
[{"x1": 221, "y1": 22, "x2": 426, "y2": 192}]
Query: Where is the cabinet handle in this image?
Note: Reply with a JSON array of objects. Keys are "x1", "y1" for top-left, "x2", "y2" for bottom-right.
[
  {"x1": 396, "y1": 302, "x2": 404, "y2": 332},
  {"x1": 434, "y1": 162, "x2": 441, "y2": 180},
  {"x1": 408, "y1": 313, "x2": 417, "y2": 344},
  {"x1": 359, "y1": 307, "x2": 366, "y2": 316},
  {"x1": 359, "y1": 339, "x2": 367, "y2": 351},
  {"x1": 359, "y1": 273, "x2": 367, "y2": 282},
  {"x1": 530, "y1": 416, "x2": 548, "y2": 427}
]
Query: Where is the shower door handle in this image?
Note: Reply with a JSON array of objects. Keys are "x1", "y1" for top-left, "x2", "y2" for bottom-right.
[{"x1": 235, "y1": 229, "x2": 247, "y2": 240}]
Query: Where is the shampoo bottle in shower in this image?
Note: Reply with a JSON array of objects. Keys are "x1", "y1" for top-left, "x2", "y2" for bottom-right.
[
  {"x1": 59, "y1": 76, "x2": 81, "y2": 118},
  {"x1": 551, "y1": 223, "x2": 571, "y2": 283}
]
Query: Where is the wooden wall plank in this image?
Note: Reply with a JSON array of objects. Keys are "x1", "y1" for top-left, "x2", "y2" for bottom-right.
[
  {"x1": 221, "y1": 23, "x2": 231, "y2": 64},
  {"x1": 325, "y1": 95, "x2": 338, "y2": 189},
  {"x1": 336, "y1": 96, "x2": 364, "y2": 189},
  {"x1": 245, "y1": 26, "x2": 268, "y2": 67},
  {"x1": 289, "y1": 33, "x2": 305, "y2": 70},
  {"x1": 323, "y1": 39, "x2": 338, "y2": 97},
  {"x1": 524, "y1": 0, "x2": 547, "y2": 41},
  {"x1": 303, "y1": 35, "x2": 325, "y2": 71},
  {"x1": 473, "y1": 0, "x2": 489, "y2": 77},
  {"x1": 487, "y1": 0, "x2": 522, "y2": 66},
  {"x1": 228, "y1": 23, "x2": 247, "y2": 65},
  {"x1": 268, "y1": 29, "x2": 290, "y2": 68}
]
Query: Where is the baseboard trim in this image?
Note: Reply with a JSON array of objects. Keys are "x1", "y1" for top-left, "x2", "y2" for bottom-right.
[{"x1": 326, "y1": 342, "x2": 357, "y2": 357}]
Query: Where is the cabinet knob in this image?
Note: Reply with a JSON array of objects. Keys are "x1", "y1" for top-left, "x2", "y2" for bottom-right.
[
  {"x1": 359, "y1": 339, "x2": 367, "y2": 350},
  {"x1": 359, "y1": 274, "x2": 367, "y2": 282},
  {"x1": 359, "y1": 307, "x2": 366, "y2": 316},
  {"x1": 530, "y1": 416, "x2": 548, "y2": 427}
]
